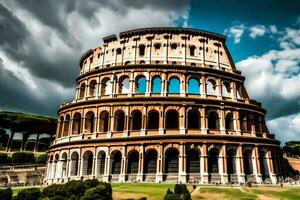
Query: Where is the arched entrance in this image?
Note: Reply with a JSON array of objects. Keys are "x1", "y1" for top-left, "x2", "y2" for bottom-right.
[
  {"x1": 82, "y1": 151, "x2": 93, "y2": 176},
  {"x1": 70, "y1": 152, "x2": 79, "y2": 176},
  {"x1": 186, "y1": 148, "x2": 200, "y2": 182},
  {"x1": 111, "y1": 151, "x2": 122, "y2": 175},
  {"x1": 208, "y1": 148, "x2": 219, "y2": 183},
  {"x1": 164, "y1": 148, "x2": 179, "y2": 181},
  {"x1": 97, "y1": 151, "x2": 106, "y2": 176}
]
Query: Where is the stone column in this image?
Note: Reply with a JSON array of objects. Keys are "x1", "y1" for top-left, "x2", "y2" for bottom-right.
[
  {"x1": 123, "y1": 107, "x2": 130, "y2": 137},
  {"x1": 220, "y1": 145, "x2": 226, "y2": 184},
  {"x1": 129, "y1": 72, "x2": 135, "y2": 97},
  {"x1": 181, "y1": 75, "x2": 187, "y2": 97},
  {"x1": 103, "y1": 154, "x2": 110, "y2": 182},
  {"x1": 217, "y1": 78, "x2": 222, "y2": 100},
  {"x1": 159, "y1": 108, "x2": 165, "y2": 135},
  {"x1": 231, "y1": 82, "x2": 237, "y2": 101},
  {"x1": 220, "y1": 108, "x2": 226, "y2": 135},
  {"x1": 237, "y1": 145, "x2": 245, "y2": 183},
  {"x1": 141, "y1": 106, "x2": 147, "y2": 136},
  {"x1": 201, "y1": 76, "x2": 207, "y2": 98},
  {"x1": 119, "y1": 148, "x2": 127, "y2": 182},
  {"x1": 254, "y1": 146, "x2": 262, "y2": 183},
  {"x1": 179, "y1": 143, "x2": 187, "y2": 183},
  {"x1": 268, "y1": 149, "x2": 277, "y2": 184},
  {"x1": 156, "y1": 144, "x2": 164, "y2": 182},
  {"x1": 201, "y1": 144, "x2": 208, "y2": 183},
  {"x1": 162, "y1": 73, "x2": 168, "y2": 97},
  {"x1": 199, "y1": 38, "x2": 206, "y2": 67},
  {"x1": 137, "y1": 145, "x2": 144, "y2": 181},
  {"x1": 200, "y1": 107, "x2": 208, "y2": 134},
  {"x1": 234, "y1": 110, "x2": 241, "y2": 135},
  {"x1": 180, "y1": 107, "x2": 186, "y2": 134}
]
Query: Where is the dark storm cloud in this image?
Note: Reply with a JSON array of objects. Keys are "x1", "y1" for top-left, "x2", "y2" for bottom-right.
[{"x1": 0, "y1": 0, "x2": 190, "y2": 116}]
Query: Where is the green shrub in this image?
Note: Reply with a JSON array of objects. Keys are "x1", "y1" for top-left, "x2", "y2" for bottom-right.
[
  {"x1": 164, "y1": 184, "x2": 191, "y2": 200},
  {"x1": 64, "y1": 180, "x2": 86, "y2": 199},
  {"x1": 43, "y1": 184, "x2": 65, "y2": 197},
  {"x1": 139, "y1": 197, "x2": 147, "y2": 200},
  {"x1": 50, "y1": 195, "x2": 65, "y2": 200},
  {"x1": 36, "y1": 153, "x2": 47, "y2": 164},
  {"x1": 0, "y1": 152, "x2": 8, "y2": 164},
  {"x1": 14, "y1": 188, "x2": 41, "y2": 200},
  {"x1": 80, "y1": 183, "x2": 112, "y2": 200},
  {"x1": 12, "y1": 151, "x2": 35, "y2": 164},
  {"x1": 84, "y1": 179, "x2": 99, "y2": 189},
  {"x1": 0, "y1": 188, "x2": 12, "y2": 200}
]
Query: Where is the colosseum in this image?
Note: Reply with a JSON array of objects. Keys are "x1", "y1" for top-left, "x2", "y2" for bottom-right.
[{"x1": 45, "y1": 27, "x2": 284, "y2": 185}]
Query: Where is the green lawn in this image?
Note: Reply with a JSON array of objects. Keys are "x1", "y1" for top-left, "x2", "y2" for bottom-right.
[{"x1": 11, "y1": 183, "x2": 300, "y2": 200}]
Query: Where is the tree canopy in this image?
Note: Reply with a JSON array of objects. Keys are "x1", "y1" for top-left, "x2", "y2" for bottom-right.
[{"x1": 0, "y1": 111, "x2": 57, "y2": 135}]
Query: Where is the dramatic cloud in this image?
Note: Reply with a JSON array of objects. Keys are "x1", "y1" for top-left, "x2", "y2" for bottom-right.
[
  {"x1": 236, "y1": 25, "x2": 300, "y2": 143},
  {"x1": 0, "y1": 0, "x2": 190, "y2": 115}
]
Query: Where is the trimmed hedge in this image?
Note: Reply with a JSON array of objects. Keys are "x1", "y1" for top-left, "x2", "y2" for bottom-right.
[
  {"x1": 13, "y1": 188, "x2": 41, "y2": 200},
  {"x1": 12, "y1": 151, "x2": 35, "y2": 164},
  {"x1": 0, "y1": 152, "x2": 8, "y2": 164},
  {"x1": 0, "y1": 188, "x2": 12, "y2": 200},
  {"x1": 36, "y1": 153, "x2": 47, "y2": 164}
]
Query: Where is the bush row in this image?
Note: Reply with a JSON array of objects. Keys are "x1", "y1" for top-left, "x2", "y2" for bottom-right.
[
  {"x1": 5, "y1": 179, "x2": 113, "y2": 200},
  {"x1": 0, "y1": 152, "x2": 47, "y2": 165},
  {"x1": 164, "y1": 184, "x2": 191, "y2": 200}
]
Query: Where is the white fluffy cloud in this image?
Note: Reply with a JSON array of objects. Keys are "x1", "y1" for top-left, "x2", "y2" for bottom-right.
[
  {"x1": 224, "y1": 24, "x2": 278, "y2": 43},
  {"x1": 236, "y1": 25, "x2": 300, "y2": 143}
]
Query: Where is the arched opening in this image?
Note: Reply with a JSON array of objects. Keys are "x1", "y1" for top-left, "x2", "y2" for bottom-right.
[
  {"x1": 225, "y1": 113, "x2": 234, "y2": 130},
  {"x1": 243, "y1": 150, "x2": 253, "y2": 176},
  {"x1": 127, "y1": 150, "x2": 139, "y2": 174},
  {"x1": 147, "y1": 110, "x2": 159, "y2": 130},
  {"x1": 168, "y1": 77, "x2": 180, "y2": 94},
  {"x1": 166, "y1": 110, "x2": 179, "y2": 129},
  {"x1": 130, "y1": 110, "x2": 142, "y2": 130},
  {"x1": 152, "y1": 76, "x2": 162, "y2": 94},
  {"x1": 144, "y1": 149, "x2": 157, "y2": 174},
  {"x1": 170, "y1": 43, "x2": 177, "y2": 50},
  {"x1": 82, "y1": 151, "x2": 93, "y2": 176},
  {"x1": 222, "y1": 82, "x2": 231, "y2": 97},
  {"x1": 61, "y1": 153, "x2": 67, "y2": 178},
  {"x1": 188, "y1": 109, "x2": 200, "y2": 129},
  {"x1": 240, "y1": 113, "x2": 251, "y2": 132},
  {"x1": 208, "y1": 111, "x2": 219, "y2": 129},
  {"x1": 208, "y1": 148, "x2": 219, "y2": 174},
  {"x1": 111, "y1": 151, "x2": 122, "y2": 174},
  {"x1": 139, "y1": 44, "x2": 145, "y2": 56},
  {"x1": 85, "y1": 111, "x2": 95, "y2": 133},
  {"x1": 59, "y1": 116, "x2": 64, "y2": 138},
  {"x1": 207, "y1": 79, "x2": 217, "y2": 96},
  {"x1": 89, "y1": 80, "x2": 97, "y2": 97},
  {"x1": 254, "y1": 116, "x2": 261, "y2": 132},
  {"x1": 135, "y1": 76, "x2": 146, "y2": 94},
  {"x1": 53, "y1": 154, "x2": 59, "y2": 178},
  {"x1": 63, "y1": 115, "x2": 70, "y2": 137},
  {"x1": 79, "y1": 83, "x2": 85, "y2": 99},
  {"x1": 101, "y1": 78, "x2": 111, "y2": 95},
  {"x1": 119, "y1": 76, "x2": 130, "y2": 94},
  {"x1": 116, "y1": 48, "x2": 122, "y2": 55},
  {"x1": 72, "y1": 113, "x2": 81, "y2": 135},
  {"x1": 227, "y1": 149, "x2": 236, "y2": 175},
  {"x1": 99, "y1": 111, "x2": 109, "y2": 132},
  {"x1": 188, "y1": 78, "x2": 200, "y2": 94},
  {"x1": 125, "y1": 61, "x2": 130, "y2": 65},
  {"x1": 154, "y1": 43, "x2": 161, "y2": 50},
  {"x1": 259, "y1": 151, "x2": 269, "y2": 181},
  {"x1": 165, "y1": 148, "x2": 179, "y2": 174},
  {"x1": 186, "y1": 149, "x2": 200, "y2": 173},
  {"x1": 97, "y1": 151, "x2": 106, "y2": 175},
  {"x1": 114, "y1": 110, "x2": 125, "y2": 131},
  {"x1": 189, "y1": 45, "x2": 196, "y2": 56},
  {"x1": 236, "y1": 84, "x2": 243, "y2": 99},
  {"x1": 140, "y1": 60, "x2": 145, "y2": 64},
  {"x1": 70, "y1": 152, "x2": 79, "y2": 176}
]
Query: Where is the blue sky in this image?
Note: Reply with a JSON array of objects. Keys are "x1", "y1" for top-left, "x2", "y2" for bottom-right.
[{"x1": 0, "y1": 0, "x2": 299, "y2": 143}]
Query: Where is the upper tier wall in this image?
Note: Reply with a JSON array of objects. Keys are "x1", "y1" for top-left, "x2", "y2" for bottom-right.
[{"x1": 79, "y1": 28, "x2": 236, "y2": 75}]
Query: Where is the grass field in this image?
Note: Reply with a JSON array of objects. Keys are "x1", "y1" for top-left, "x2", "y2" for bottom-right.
[{"x1": 11, "y1": 183, "x2": 300, "y2": 200}]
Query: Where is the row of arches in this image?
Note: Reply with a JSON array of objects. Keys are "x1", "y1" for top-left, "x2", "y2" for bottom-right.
[
  {"x1": 77, "y1": 75, "x2": 244, "y2": 99},
  {"x1": 48, "y1": 146, "x2": 275, "y2": 183},
  {"x1": 57, "y1": 108, "x2": 263, "y2": 138}
]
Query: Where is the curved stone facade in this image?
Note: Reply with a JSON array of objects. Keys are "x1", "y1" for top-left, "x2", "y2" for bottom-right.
[{"x1": 45, "y1": 27, "x2": 284, "y2": 185}]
